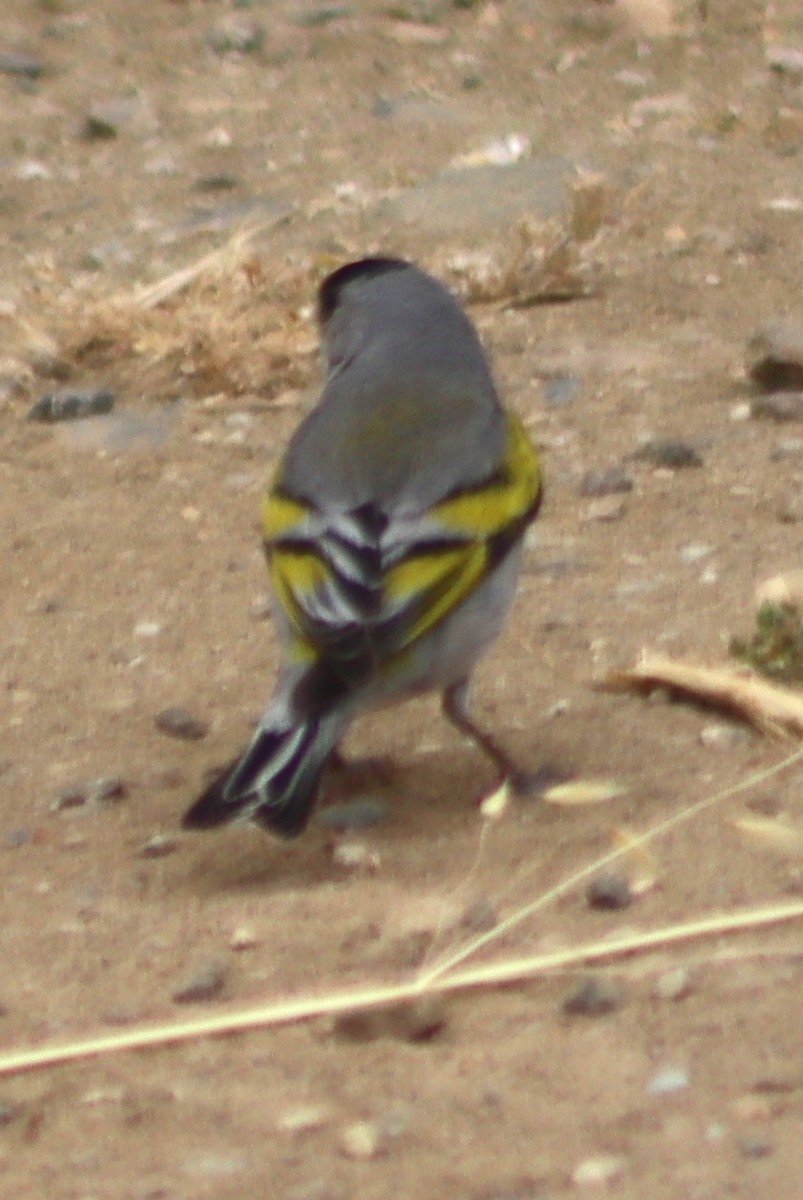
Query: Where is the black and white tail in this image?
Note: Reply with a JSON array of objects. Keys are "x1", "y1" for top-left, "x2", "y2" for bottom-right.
[{"x1": 182, "y1": 708, "x2": 346, "y2": 838}]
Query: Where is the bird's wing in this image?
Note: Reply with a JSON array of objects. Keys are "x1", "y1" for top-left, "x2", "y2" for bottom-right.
[{"x1": 262, "y1": 413, "x2": 542, "y2": 685}]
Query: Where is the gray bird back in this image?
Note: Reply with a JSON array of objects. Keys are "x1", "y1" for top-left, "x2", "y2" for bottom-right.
[{"x1": 280, "y1": 262, "x2": 506, "y2": 512}]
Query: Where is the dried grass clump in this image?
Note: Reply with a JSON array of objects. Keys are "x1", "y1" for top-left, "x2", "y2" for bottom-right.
[
  {"x1": 439, "y1": 172, "x2": 614, "y2": 306},
  {"x1": 24, "y1": 232, "x2": 321, "y2": 402}
]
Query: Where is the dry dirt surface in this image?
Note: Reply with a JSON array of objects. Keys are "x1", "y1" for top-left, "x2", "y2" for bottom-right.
[{"x1": 2, "y1": 2, "x2": 803, "y2": 1197}]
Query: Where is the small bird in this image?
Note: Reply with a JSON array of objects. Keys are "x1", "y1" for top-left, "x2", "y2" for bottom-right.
[{"x1": 183, "y1": 256, "x2": 543, "y2": 837}]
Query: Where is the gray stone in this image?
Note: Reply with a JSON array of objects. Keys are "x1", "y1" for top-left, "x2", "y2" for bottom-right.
[
  {"x1": 633, "y1": 439, "x2": 704, "y2": 469},
  {"x1": 646, "y1": 1066, "x2": 690, "y2": 1095},
  {"x1": 748, "y1": 319, "x2": 803, "y2": 392},
  {"x1": 28, "y1": 388, "x2": 115, "y2": 423},
  {"x1": 578, "y1": 466, "x2": 634, "y2": 497},
  {"x1": 379, "y1": 157, "x2": 581, "y2": 239},
  {"x1": 0, "y1": 51, "x2": 45, "y2": 79},
  {"x1": 154, "y1": 707, "x2": 209, "y2": 742},
  {"x1": 585, "y1": 873, "x2": 633, "y2": 910},
  {"x1": 562, "y1": 975, "x2": 622, "y2": 1017},
  {"x1": 173, "y1": 960, "x2": 228, "y2": 1003},
  {"x1": 752, "y1": 393, "x2": 803, "y2": 422}
]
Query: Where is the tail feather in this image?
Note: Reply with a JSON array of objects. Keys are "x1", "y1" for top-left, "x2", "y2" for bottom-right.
[{"x1": 182, "y1": 711, "x2": 345, "y2": 838}]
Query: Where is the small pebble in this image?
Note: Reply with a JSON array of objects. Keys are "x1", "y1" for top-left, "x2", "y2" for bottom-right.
[
  {"x1": 633, "y1": 439, "x2": 704, "y2": 469},
  {"x1": 732, "y1": 1093, "x2": 774, "y2": 1122},
  {"x1": 250, "y1": 597, "x2": 272, "y2": 621},
  {"x1": 752, "y1": 393, "x2": 803, "y2": 422},
  {"x1": 578, "y1": 466, "x2": 633, "y2": 497},
  {"x1": 84, "y1": 94, "x2": 147, "y2": 141},
  {"x1": 229, "y1": 926, "x2": 259, "y2": 951},
  {"x1": 753, "y1": 1076, "x2": 798, "y2": 1097},
  {"x1": 50, "y1": 786, "x2": 87, "y2": 812},
  {"x1": 138, "y1": 833, "x2": 179, "y2": 859},
  {"x1": 339, "y1": 1120, "x2": 385, "y2": 1161},
  {"x1": 3, "y1": 828, "x2": 33, "y2": 849},
  {"x1": 63, "y1": 831, "x2": 88, "y2": 849},
  {"x1": 582, "y1": 496, "x2": 626, "y2": 523},
  {"x1": 615, "y1": 69, "x2": 650, "y2": 89},
  {"x1": 81, "y1": 1085, "x2": 127, "y2": 1106},
  {"x1": 562, "y1": 976, "x2": 622, "y2": 1017},
  {"x1": 585, "y1": 872, "x2": 633, "y2": 911},
  {"x1": 173, "y1": 960, "x2": 227, "y2": 1004},
  {"x1": 81, "y1": 240, "x2": 135, "y2": 272},
  {"x1": 390, "y1": 996, "x2": 448, "y2": 1043},
  {"x1": 27, "y1": 388, "x2": 115, "y2": 423},
  {"x1": 82, "y1": 112, "x2": 119, "y2": 141},
  {"x1": 91, "y1": 777, "x2": 128, "y2": 804},
  {"x1": 0, "y1": 1102, "x2": 19, "y2": 1126},
  {"x1": 0, "y1": 51, "x2": 45, "y2": 79},
  {"x1": 317, "y1": 798, "x2": 388, "y2": 831},
  {"x1": 766, "y1": 45, "x2": 803, "y2": 77},
  {"x1": 653, "y1": 966, "x2": 693, "y2": 1001},
  {"x1": 699, "y1": 722, "x2": 743, "y2": 749},
  {"x1": 330, "y1": 841, "x2": 380, "y2": 872},
  {"x1": 777, "y1": 496, "x2": 802, "y2": 523},
  {"x1": 332, "y1": 1010, "x2": 380, "y2": 1042},
  {"x1": 739, "y1": 1134, "x2": 774, "y2": 1159},
  {"x1": 680, "y1": 542, "x2": 712, "y2": 564},
  {"x1": 15, "y1": 159, "x2": 51, "y2": 181},
  {"x1": 194, "y1": 172, "x2": 239, "y2": 192},
  {"x1": 50, "y1": 776, "x2": 127, "y2": 812},
  {"x1": 460, "y1": 896, "x2": 499, "y2": 932},
  {"x1": 572, "y1": 1153, "x2": 627, "y2": 1186},
  {"x1": 334, "y1": 996, "x2": 447, "y2": 1044},
  {"x1": 135, "y1": 621, "x2": 162, "y2": 638},
  {"x1": 154, "y1": 707, "x2": 209, "y2": 741},
  {"x1": 276, "y1": 1104, "x2": 331, "y2": 1134},
  {"x1": 771, "y1": 437, "x2": 803, "y2": 460},
  {"x1": 755, "y1": 570, "x2": 803, "y2": 609},
  {"x1": 646, "y1": 1066, "x2": 689, "y2": 1096},
  {"x1": 748, "y1": 319, "x2": 803, "y2": 391},
  {"x1": 292, "y1": 5, "x2": 351, "y2": 27},
  {"x1": 208, "y1": 17, "x2": 264, "y2": 54},
  {"x1": 542, "y1": 373, "x2": 582, "y2": 407}
]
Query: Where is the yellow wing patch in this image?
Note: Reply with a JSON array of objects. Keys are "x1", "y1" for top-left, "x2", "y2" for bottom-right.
[
  {"x1": 430, "y1": 414, "x2": 541, "y2": 536},
  {"x1": 262, "y1": 490, "x2": 310, "y2": 540},
  {"x1": 268, "y1": 547, "x2": 327, "y2": 653},
  {"x1": 386, "y1": 542, "x2": 488, "y2": 648},
  {"x1": 384, "y1": 414, "x2": 541, "y2": 651},
  {"x1": 260, "y1": 412, "x2": 541, "y2": 664}
]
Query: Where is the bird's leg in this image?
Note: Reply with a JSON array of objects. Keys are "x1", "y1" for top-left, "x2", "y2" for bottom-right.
[{"x1": 442, "y1": 678, "x2": 558, "y2": 796}]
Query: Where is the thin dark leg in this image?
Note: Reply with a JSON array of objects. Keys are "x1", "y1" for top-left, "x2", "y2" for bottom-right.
[{"x1": 442, "y1": 678, "x2": 557, "y2": 796}]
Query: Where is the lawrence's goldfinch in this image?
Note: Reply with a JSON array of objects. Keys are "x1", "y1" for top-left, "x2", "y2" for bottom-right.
[{"x1": 183, "y1": 257, "x2": 543, "y2": 837}]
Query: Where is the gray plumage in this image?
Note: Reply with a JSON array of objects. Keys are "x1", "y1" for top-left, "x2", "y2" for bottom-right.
[{"x1": 183, "y1": 257, "x2": 542, "y2": 837}]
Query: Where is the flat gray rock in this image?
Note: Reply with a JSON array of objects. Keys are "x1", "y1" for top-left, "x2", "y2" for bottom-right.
[{"x1": 378, "y1": 156, "x2": 582, "y2": 237}]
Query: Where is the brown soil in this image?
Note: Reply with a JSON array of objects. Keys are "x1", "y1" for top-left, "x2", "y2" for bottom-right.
[{"x1": 1, "y1": 2, "x2": 802, "y2": 1197}]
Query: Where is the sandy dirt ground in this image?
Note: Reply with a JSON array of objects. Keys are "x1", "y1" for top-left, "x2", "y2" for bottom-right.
[{"x1": 1, "y1": 1, "x2": 802, "y2": 1197}]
